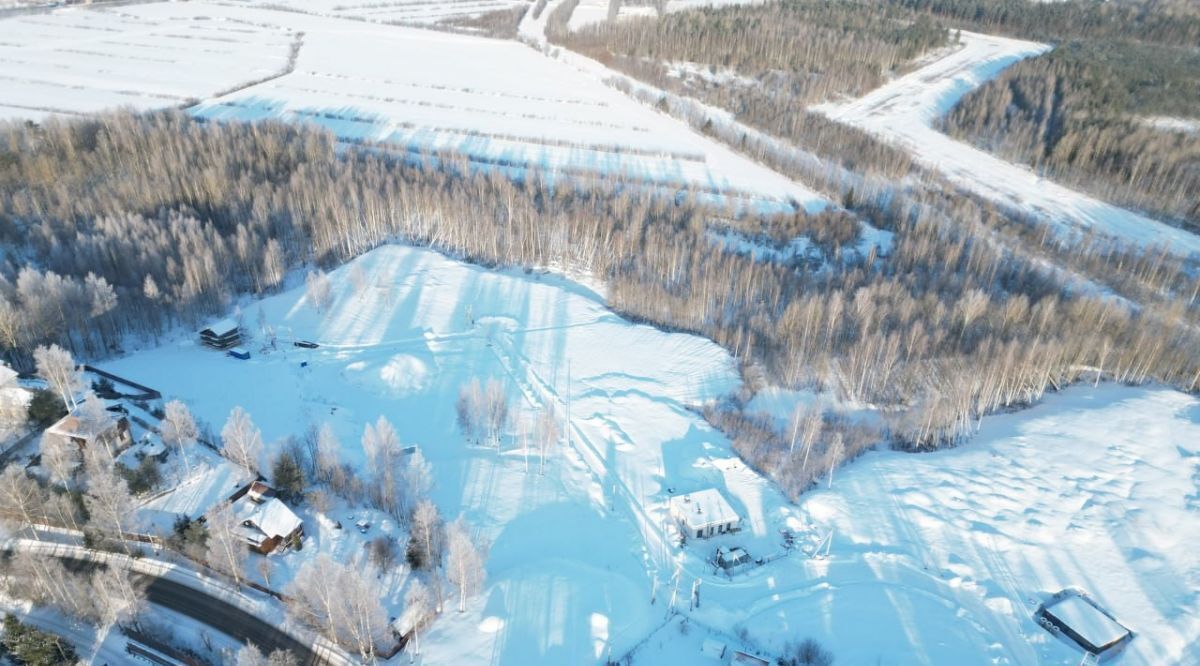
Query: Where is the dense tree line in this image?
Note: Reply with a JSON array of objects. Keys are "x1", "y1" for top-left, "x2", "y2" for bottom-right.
[
  {"x1": 942, "y1": 39, "x2": 1200, "y2": 230},
  {"x1": 550, "y1": 0, "x2": 940, "y2": 184},
  {"x1": 881, "y1": 0, "x2": 1200, "y2": 47},
  {"x1": 2, "y1": 113, "x2": 1199, "y2": 498},
  {"x1": 556, "y1": 0, "x2": 949, "y2": 104}
]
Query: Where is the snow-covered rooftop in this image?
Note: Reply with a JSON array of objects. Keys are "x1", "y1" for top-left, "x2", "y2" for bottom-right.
[
  {"x1": 45, "y1": 406, "x2": 119, "y2": 443},
  {"x1": 669, "y1": 488, "x2": 740, "y2": 531},
  {"x1": 235, "y1": 496, "x2": 303, "y2": 542},
  {"x1": 1045, "y1": 595, "x2": 1130, "y2": 651},
  {"x1": 202, "y1": 318, "x2": 239, "y2": 337}
]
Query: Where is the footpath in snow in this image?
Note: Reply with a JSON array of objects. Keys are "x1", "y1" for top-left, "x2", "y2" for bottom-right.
[{"x1": 814, "y1": 31, "x2": 1200, "y2": 256}]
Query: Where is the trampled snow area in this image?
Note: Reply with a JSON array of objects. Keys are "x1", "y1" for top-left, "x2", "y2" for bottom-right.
[
  {"x1": 814, "y1": 32, "x2": 1200, "y2": 256},
  {"x1": 98, "y1": 243, "x2": 1200, "y2": 664},
  {"x1": 0, "y1": 5, "x2": 296, "y2": 121},
  {"x1": 761, "y1": 385, "x2": 1200, "y2": 665}
]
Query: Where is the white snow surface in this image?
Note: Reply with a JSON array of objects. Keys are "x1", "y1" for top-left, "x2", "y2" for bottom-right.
[
  {"x1": 814, "y1": 32, "x2": 1200, "y2": 256},
  {"x1": 101, "y1": 244, "x2": 1200, "y2": 665},
  {"x1": 242, "y1": 0, "x2": 528, "y2": 27},
  {"x1": 1044, "y1": 594, "x2": 1128, "y2": 649},
  {"x1": 0, "y1": 5, "x2": 296, "y2": 120},
  {"x1": 0, "y1": 1, "x2": 827, "y2": 212},
  {"x1": 1141, "y1": 116, "x2": 1200, "y2": 135}
]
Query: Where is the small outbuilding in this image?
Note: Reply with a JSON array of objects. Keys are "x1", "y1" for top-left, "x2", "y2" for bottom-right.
[
  {"x1": 227, "y1": 347, "x2": 251, "y2": 361},
  {"x1": 716, "y1": 546, "x2": 752, "y2": 571},
  {"x1": 200, "y1": 318, "x2": 241, "y2": 350},
  {"x1": 1036, "y1": 590, "x2": 1132, "y2": 658},
  {"x1": 669, "y1": 488, "x2": 741, "y2": 539}
]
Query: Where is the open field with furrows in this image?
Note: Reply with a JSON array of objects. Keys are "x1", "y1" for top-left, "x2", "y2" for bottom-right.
[{"x1": 0, "y1": 6, "x2": 296, "y2": 121}]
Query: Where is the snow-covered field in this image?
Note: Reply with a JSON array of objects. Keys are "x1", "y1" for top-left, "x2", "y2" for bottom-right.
[
  {"x1": 815, "y1": 32, "x2": 1200, "y2": 256},
  {"x1": 95, "y1": 243, "x2": 1200, "y2": 665},
  {"x1": 241, "y1": 0, "x2": 528, "y2": 28},
  {"x1": 0, "y1": 5, "x2": 296, "y2": 121},
  {"x1": 0, "y1": 1, "x2": 827, "y2": 212},
  {"x1": 747, "y1": 385, "x2": 1200, "y2": 665}
]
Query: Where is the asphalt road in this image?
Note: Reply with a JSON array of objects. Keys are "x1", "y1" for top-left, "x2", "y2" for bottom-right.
[{"x1": 56, "y1": 557, "x2": 326, "y2": 665}]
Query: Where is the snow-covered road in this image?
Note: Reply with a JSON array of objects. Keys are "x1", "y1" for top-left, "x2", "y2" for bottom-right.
[{"x1": 815, "y1": 31, "x2": 1200, "y2": 256}]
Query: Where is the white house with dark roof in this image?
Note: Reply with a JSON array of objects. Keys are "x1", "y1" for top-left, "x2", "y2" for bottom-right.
[{"x1": 669, "y1": 488, "x2": 741, "y2": 539}]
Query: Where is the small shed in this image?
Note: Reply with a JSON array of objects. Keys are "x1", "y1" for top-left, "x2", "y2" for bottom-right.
[
  {"x1": 716, "y1": 546, "x2": 752, "y2": 570},
  {"x1": 228, "y1": 347, "x2": 251, "y2": 360},
  {"x1": 669, "y1": 488, "x2": 741, "y2": 539},
  {"x1": 1037, "y1": 592, "x2": 1132, "y2": 657},
  {"x1": 200, "y1": 318, "x2": 241, "y2": 350},
  {"x1": 136, "y1": 438, "x2": 168, "y2": 463}
]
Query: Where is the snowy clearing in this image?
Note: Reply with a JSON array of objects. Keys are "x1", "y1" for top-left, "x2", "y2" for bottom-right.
[
  {"x1": 104, "y1": 243, "x2": 748, "y2": 663},
  {"x1": 98, "y1": 241, "x2": 1200, "y2": 665},
  {"x1": 814, "y1": 31, "x2": 1200, "y2": 256},
  {"x1": 0, "y1": 5, "x2": 296, "y2": 122}
]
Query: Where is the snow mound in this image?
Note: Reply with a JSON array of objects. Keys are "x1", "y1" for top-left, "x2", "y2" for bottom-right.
[{"x1": 379, "y1": 354, "x2": 430, "y2": 396}]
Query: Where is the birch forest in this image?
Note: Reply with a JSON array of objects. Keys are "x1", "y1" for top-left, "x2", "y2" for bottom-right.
[{"x1": 2, "y1": 111, "x2": 1199, "y2": 497}]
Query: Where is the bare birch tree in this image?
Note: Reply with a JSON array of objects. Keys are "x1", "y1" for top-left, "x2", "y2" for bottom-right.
[
  {"x1": 206, "y1": 501, "x2": 247, "y2": 587},
  {"x1": 40, "y1": 433, "x2": 77, "y2": 489},
  {"x1": 161, "y1": 399, "x2": 199, "y2": 476},
  {"x1": 77, "y1": 390, "x2": 116, "y2": 459},
  {"x1": 83, "y1": 455, "x2": 137, "y2": 544},
  {"x1": 0, "y1": 466, "x2": 44, "y2": 539},
  {"x1": 306, "y1": 270, "x2": 333, "y2": 314},
  {"x1": 33, "y1": 344, "x2": 84, "y2": 411},
  {"x1": 92, "y1": 564, "x2": 146, "y2": 631},
  {"x1": 285, "y1": 554, "x2": 389, "y2": 659},
  {"x1": 222, "y1": 406, "x2": 263, "y2": 475},
  {"x1": 445, "y1": 518, "x2": 487, "y2": 612},
  {"x1": 407, "y1": 499, "x2": 444, "y2": 571}
]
